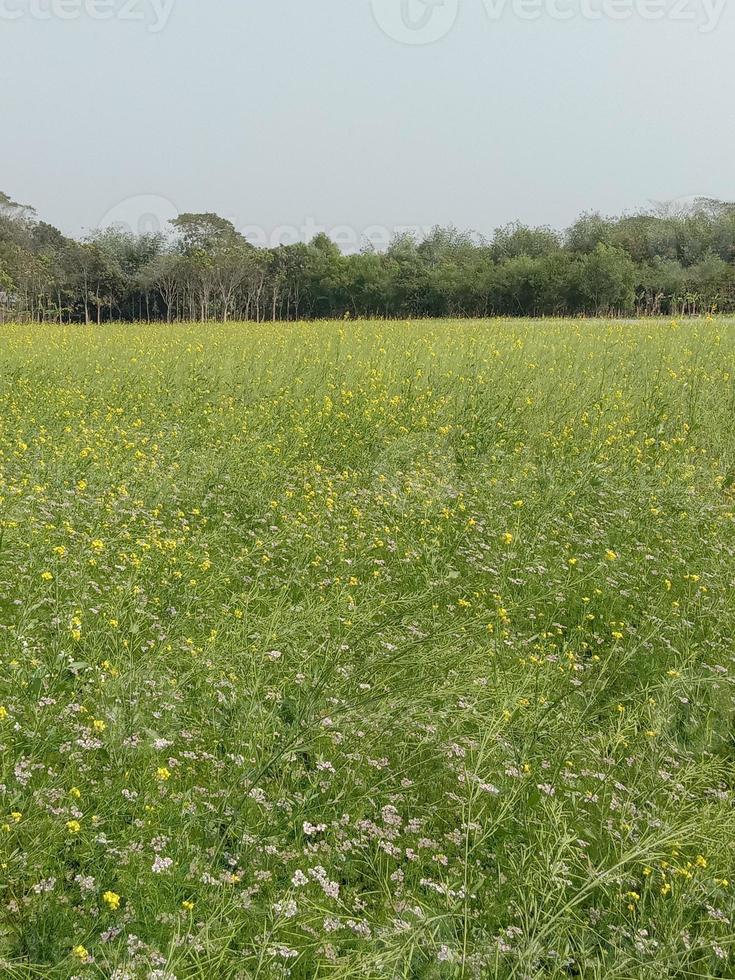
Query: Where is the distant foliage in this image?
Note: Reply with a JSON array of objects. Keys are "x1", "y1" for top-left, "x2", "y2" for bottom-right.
[{"x1": 2, "y1": 195, "x2": 735, "y2": 321}]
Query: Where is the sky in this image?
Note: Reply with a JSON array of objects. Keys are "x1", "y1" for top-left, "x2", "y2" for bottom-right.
[{"x1": 2, "y1": 0, "x2": 734, "y2": 248}]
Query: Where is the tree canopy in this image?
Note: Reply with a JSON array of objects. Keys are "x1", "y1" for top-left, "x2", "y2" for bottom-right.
[{"x1": 2, "y1": 195, "x2": 735, "y2": 322}]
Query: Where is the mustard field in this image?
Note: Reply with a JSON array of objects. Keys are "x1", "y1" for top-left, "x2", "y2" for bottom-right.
[{"x1": 1, "y1": 318, "x2": 734, "y2": 978}]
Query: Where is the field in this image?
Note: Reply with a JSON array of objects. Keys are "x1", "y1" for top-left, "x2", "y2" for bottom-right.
[{"x1": 1, "y1": 318, "x2": 735, "y2": 979}]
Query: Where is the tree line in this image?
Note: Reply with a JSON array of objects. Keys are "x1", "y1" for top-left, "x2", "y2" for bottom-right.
[{"x1": 2, "y1": 191, "x2": 735, "y2": 322}]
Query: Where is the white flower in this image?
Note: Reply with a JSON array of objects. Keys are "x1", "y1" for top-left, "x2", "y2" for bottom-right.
[{"x1": 152, "y1": 855, "x2": 173, "y2": 874}]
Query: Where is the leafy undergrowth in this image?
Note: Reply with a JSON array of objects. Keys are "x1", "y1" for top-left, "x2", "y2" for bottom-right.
[{"x1": 1, "y1": 318, "x2": 734, "y2": 979}]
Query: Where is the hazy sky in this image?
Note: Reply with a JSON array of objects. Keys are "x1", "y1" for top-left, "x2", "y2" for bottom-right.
[{"x1": 2, "y1": 0, "x2": 734, "y2": 247}]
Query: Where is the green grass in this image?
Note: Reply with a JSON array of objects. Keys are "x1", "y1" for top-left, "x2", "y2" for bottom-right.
[{"x1": 1, "y1": 317, "x2": 734, "y2": 979}]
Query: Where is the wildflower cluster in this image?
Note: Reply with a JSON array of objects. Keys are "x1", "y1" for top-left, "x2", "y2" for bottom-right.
[{"x1": 0, "y1": 318, "x2": 734, "y2": 977}]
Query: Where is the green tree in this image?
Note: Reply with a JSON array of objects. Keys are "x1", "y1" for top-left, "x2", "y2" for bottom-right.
[{"x1": 574, "y1": 244, "x2": 637, "y2": 314}]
